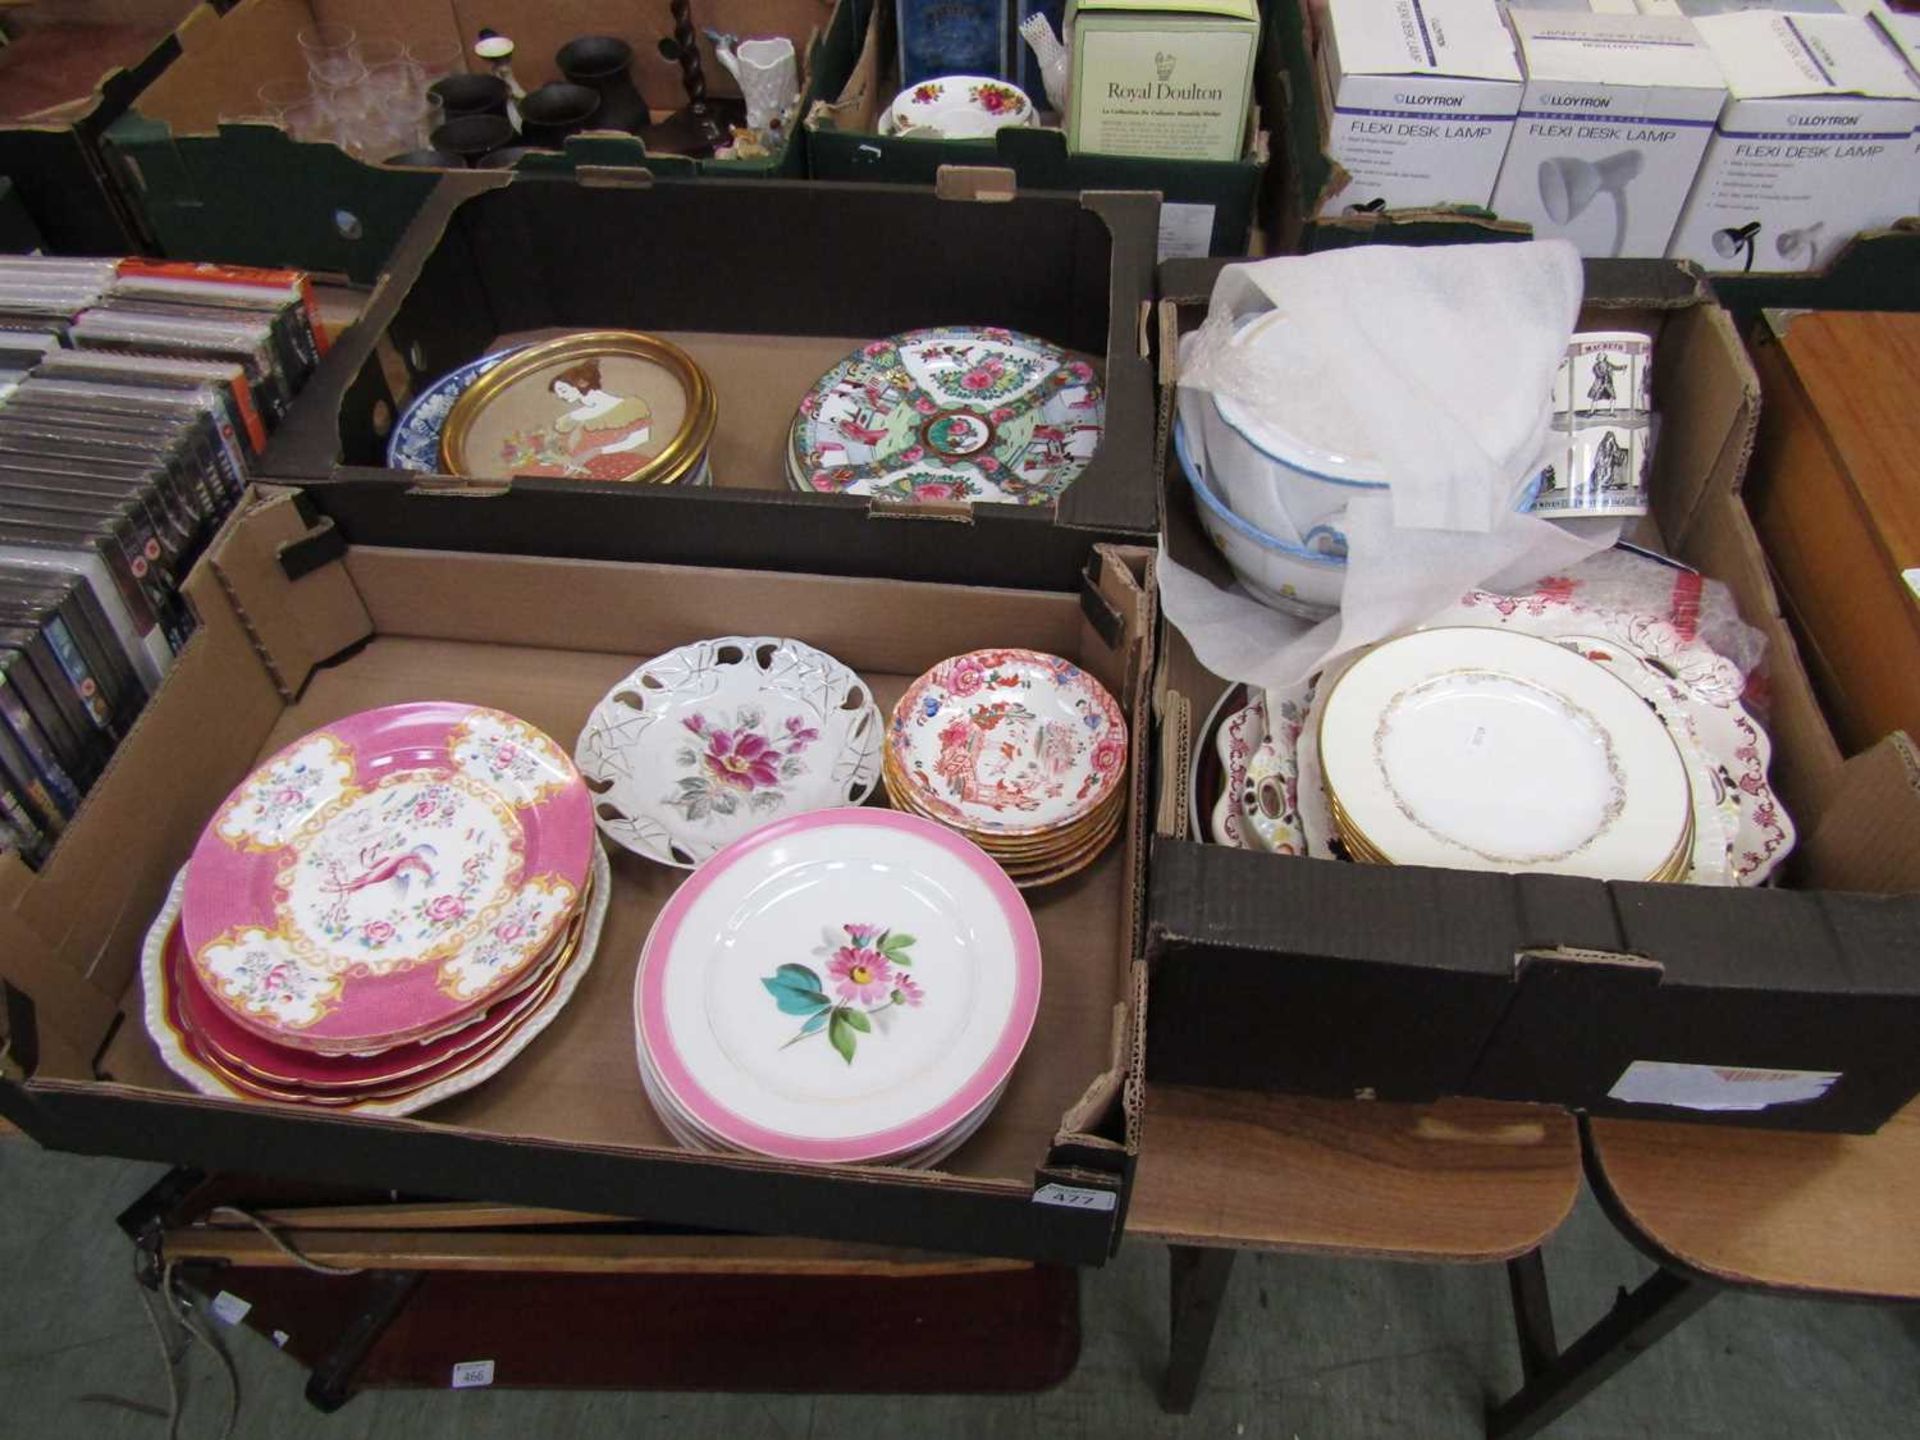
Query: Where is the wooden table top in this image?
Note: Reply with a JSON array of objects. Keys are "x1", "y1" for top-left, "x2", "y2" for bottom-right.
[
  {"x1": 1128, "y1": 1084, "x2": 1582, "y2": 1262},
  {"x1": 1588, "y1": 1101, "x2": 1920, "y2": 1299}
]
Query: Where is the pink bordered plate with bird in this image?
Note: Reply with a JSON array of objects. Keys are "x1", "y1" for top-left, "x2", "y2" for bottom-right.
[
  {"x1": 180, "y1": 702, "x2": 594, "y2": 1054},
  {"x1": 888, "y1": 648, "x2": 1127, "y2": 837},
  {"x1": 633, "y1": 807, "x2": 1041, "y2": 1165}
]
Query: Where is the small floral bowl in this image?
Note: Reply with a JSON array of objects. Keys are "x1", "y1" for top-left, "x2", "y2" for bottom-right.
[{"x1": 883, "y1": 75, "x2": 1035, "y2": 140}]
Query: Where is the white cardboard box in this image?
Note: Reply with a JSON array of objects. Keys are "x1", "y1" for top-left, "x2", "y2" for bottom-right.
[
  {"x1": 1872, "y1": 7, "x2": 1920, "y2": 215},
  {"x1": 1316, "y1": 0, "x2": 1525, "y2": 214},
  {"x1": 1492, "y1": 12, "x2": 1726, "y2": 256},
  {"x1": 1667, "y1": 11, "x2": 1920, "y2": 271}
]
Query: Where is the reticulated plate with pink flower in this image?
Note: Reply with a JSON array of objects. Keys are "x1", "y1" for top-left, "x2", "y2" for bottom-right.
[
  {"x1": 575, "y1": 636, "x2": 883, "y2": 869},
  {"x1": 633, "y1": 807, "x2": 1041, "y2": 1165},
  {"x1": 888, "y1": 648, "x2": 1127, "y2": 837},
  {"x1": 181, "y1": 702, "x2": 593, "y2": 1055},
  {"x1": 789, "y1": 326, "x2": 1103, "y2": 506}
]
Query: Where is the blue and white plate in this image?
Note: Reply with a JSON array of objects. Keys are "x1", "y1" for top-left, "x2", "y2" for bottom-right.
[{"x1": 386, "y1": 347, "x2": 526, "y2": 472}]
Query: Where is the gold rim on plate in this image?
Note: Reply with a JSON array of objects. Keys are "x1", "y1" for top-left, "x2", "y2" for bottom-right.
[
  {"x1": 439, "y1": 329, "x2": 717, "y2": 485},
  {"x1": 880, "y1": 746, "x2": 1124, "y2": 853},
  {"x1": 172, "y1": 923, "x2": 583, "y2": 1107},
  {"x1": 1316, "y1": 630, "x2": 1694, "y2": 882},
  {"x1": 192, "y1": 879, "x2": 594, "y2": 1092}
]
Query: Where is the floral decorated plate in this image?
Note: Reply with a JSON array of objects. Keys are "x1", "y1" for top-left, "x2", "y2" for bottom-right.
[
  {"x1": 1238, "y1": 696, "x2": 1308, "y2": 857},
  {"x1": 181, "y1": 703, "x2": 594, "y2": 1054},
  {"x1": 144, "y1": 841, "x2": 610, "y2": 1117},
  {"x1": 883, "y1": 75, "x2": 1034, "y2": 140},
  {"x1": 386, "y1": 345, "x2": 523, "y2": 472},
  {"x1": 888, "y1": 648, "x2": 1127, "y2": 837},
  {"x1": 1431, "y1": 586, "x2": 1791, "y2": 882},
  {"x1": 177, "y1": 872, "x2": 592, "y2": 1092},
  {"x1": 633, "y1": 807, "x2": 1041, "y2": 1164},
  {"x1": 1317, "y1": 628, "x2": 1694, "y2": 881},
  {"x1": 789, "y1": 326, "x2": 1103, "y2": 506},
  {"x1": 575, "y1": 636, "x2": 882, "y2": 869}
]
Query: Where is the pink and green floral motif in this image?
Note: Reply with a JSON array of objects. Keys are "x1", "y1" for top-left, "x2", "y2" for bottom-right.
[
  {"x1": 909, "y1": 82, "x2": 945, "y2": 105},
  {"x1": 865, "y1": 471, "x2": 985, "y2": 504},
  {"x1": 791, "y1": 327, "x2": 1104, "y2": 507},
  {"x1": 916, "y1": 343, "x2": 1046, "y2": 405},
  {"x1": 666, "y1": 706, "x2": 819, "y2": 824},
  {"x1": 448, "y1": 709, "x2": 578, "y2": 807},
  {"x1": 970, "y1": 82, "x2": 1021, "y2": 114},
  {"x1": 198, "y1": 927, "x2": 342, "y2": 1030},
  {"x1": 762, "y1": 924, "x2": 921, "y2": 1064},
  {"x1": 436, "y1": 875, "x2": 578, "y2": 1002},
  {"x1": 279, "y1": 774, "x2": 524, "y2": 974},
  {"x1": 213, "y1": 734, "x2": 354, "y2": 853}
]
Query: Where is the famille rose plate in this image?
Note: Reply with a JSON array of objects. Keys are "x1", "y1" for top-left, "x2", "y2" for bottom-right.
[
  {"x1": 144, "y1": 843, "x2": 611, "y2": 1117},
  {"x1": 386, "y1": 345, "x2": 523, "y2": 473},
  {"x1": 634, "y1": 807, "x2": 1042, "y2": 1165},
  {"x1": 180, "y1": 703, "x2": 594, "y2": 1054},
  {"x1": 1317, "y1": 628, "x2": 1694, "y2": 881},
  {"x1": 888, "y1": 649, "x2": 1127, "y2": 837},
  {"x1": 574, "y1": 636, "x2": 883, "y2": 869},
  {"x1": 789, "y1": 326, "x2": 1103, "y2": 506}
]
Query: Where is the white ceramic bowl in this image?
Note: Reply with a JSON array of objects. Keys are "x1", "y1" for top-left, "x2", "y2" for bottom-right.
[
  {"x1": 1174, "y1": 416, "x2": 1346, "y2": 620},
  {"x1": 1196, "y1": 311, "x2": 1388, "y2": 543},
  {"x1": 884, "y1": 76, "x2": 1034, "y2": 140}
]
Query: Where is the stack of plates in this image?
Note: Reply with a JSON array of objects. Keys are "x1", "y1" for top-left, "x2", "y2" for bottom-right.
[
  {"x1": 1316, "y1": 629, "x2": 1695, "y2": 882},
  {"x1": 883, "y1": 648, "x2": 1129, "y2": 887},
  {"x1": 633, "y1": 807, "x2": 1042, "y2": 1167},
  {"x1": 142, "y1": 702, "x2": 608, "y2": 1117},
  {"x1": 1195, "y1": 573, "x2": 1796, "y2": 885}
]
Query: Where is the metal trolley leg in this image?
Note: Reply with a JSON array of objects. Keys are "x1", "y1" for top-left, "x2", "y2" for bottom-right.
[
  {"x1": 303, "y1": 1269, "x2": 425, "y2": 1413},
  {"x1": 1488, "y1": 1258, "x2": 1715, "y2": 1440},
  {"x1": 1163, "y1": 1245, "x2": 1238, "y2": 1415}
]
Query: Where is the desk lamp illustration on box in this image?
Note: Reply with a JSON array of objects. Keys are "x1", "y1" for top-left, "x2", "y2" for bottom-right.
[{"x1": 1538, "y1": 151, "x2": 1644, "y2": 258}]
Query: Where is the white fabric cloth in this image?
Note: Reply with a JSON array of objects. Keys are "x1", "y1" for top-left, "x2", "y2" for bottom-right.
[{"x1": 1165, "y1": 242, "x2": 1622, "y2": 694}]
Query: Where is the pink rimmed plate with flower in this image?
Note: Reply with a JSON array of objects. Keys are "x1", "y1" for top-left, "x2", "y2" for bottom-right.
[
  {"x1": 634, "y1": 807, "x2": 1041, "y2": 1165},
  {"x1": 181, "y1": 702, "x2": 593, "y2": 1054},
  {"x1": 788, "y1": 326, "x2": 1103, "y2": 506},
  {"x1": 888, "y1": 648, "x2": 1127, "y2": 837},
  {"x1": 575, "y1": 636, "x2": 882, "y2": 869}
]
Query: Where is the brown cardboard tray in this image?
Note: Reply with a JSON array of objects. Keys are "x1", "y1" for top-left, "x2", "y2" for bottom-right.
[
  {"x1": 260, "y1": 169, "x2": 1161, "y2": 593},
  {"x1": 1144, "y1": 256, "x2": 1920, "y2": 1134},
  {"x1": 0, "y1": 0, "x2": 192, "y2": 253},
  {"x1": 101, "y1": 0, "x2": 842, "y2": 280},
  {"x1": 0, "y1": 492, "x2": 1153, "y2": 1263}
]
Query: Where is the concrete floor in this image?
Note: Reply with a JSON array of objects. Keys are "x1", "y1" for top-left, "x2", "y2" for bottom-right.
[{"x1": 1, "y1": 1137, "x2": 1914, "y2": 1438}]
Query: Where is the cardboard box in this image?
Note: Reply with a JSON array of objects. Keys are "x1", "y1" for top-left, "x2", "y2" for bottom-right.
[
  {"x1": 0, "y1": 491, "x2": 1155, "y2": 1264},
  {"x1": 1065, "y1": 0, "x2": 1263, "y2": 164},
  {"x1": 1744, "y1": 308, "x2": 1920, "y2": 759},
  {"x1": 1667, "y1": 11, "x2": 1920, "y2": 274},
  {"x1": 0, "y1": 0, "x2": 192, "y2": 253},
  {"x1": 1314, "y1": 0, "x2": 1525, "y2": 215},
  {"x1": 1491, "y1": 10, "x2": 1726, "y2": 258},
  {"x1": 1145, "y1": 255, "x2": 1920, "y2": 1135},
  {"x1": 1260, "y1": 0, "x2": 1530, "y2": 250},
  {"x1": 1876, "y1": 6, "x2": 1920, "y2": 215},
  {"x1": 805, "y1": 0, "x2": 1266, "y2": 257},
  {"x1": 102, "y1": 0, "x2": 841, "y2": 283},
  {"x1": 262, "y1": 170, "x2": 1160, "y2": 592}
]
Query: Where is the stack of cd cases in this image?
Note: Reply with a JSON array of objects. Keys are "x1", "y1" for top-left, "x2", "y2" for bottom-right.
[{"x1": 0, "y1": 254, "x2": 328, "y2": 866}]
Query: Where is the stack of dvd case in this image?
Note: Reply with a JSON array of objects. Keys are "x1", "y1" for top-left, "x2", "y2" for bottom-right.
[{"x1": 0, "y1": 256, "x2": 328, "y2": 866}]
